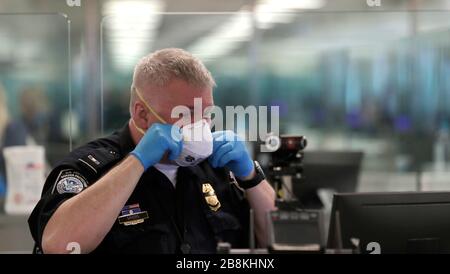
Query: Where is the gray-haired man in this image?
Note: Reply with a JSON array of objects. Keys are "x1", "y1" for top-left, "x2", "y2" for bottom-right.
[{"x1": 29, "y1": 48, "x2": 275, "y2": 254}]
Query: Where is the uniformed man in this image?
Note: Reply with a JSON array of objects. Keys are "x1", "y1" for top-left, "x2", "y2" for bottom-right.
[{"x1": 28, "y1": 48, "x2": 276, "y2": 254}]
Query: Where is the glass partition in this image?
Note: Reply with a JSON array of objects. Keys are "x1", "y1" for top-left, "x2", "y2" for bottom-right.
[
  {"x1": 100, "y1": 12, "x2": 253, "y2": 134},
  {"x1": 101, "y1": 10, "x2": 450, "y2": 192},
  {"x1": 0, "y1": 13, "x2": 70, "y2": 252},
  {"x1": 256, "y1": 11, "x2": 450, "y2": 191}
]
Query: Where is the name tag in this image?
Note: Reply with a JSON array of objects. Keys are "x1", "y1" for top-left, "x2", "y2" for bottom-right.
[{"x1": 118, "y1": 203, "x2": 149, "y2": 226}]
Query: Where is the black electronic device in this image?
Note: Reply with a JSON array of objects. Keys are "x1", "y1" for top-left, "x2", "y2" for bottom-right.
[
  {"x1": 261, "y1": 135, "x2": 307, "y2": 205},
  {"x1": 328, "y1": 191, "x2": 450, "y2": 254},
  {"x1": 295, "y1": 151, "x2": 363, "y2": 208},
  {"x1": 269, "y1": 135, "x2": 307, "y2": 180},
  {"x1": 267, "y1": 209, "x2": 324, "y2": 253}
]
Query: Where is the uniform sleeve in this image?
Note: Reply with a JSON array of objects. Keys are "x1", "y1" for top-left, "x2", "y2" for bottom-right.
[
  {"x1": 28, "y1": 167, "x2": 90, "y2": 252},
  {"x1": 28, "y1": 146, "x2": 122, "y2": 252}
]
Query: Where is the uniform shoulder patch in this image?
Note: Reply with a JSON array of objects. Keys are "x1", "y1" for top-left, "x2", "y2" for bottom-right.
[{"x1": 52, "y1": 169, "x2": 88, "y2": 194}]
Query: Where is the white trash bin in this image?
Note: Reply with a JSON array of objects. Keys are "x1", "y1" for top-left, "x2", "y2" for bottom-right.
[{"x1": 2, "y1": 146, "x2": 45, "y2": 215}]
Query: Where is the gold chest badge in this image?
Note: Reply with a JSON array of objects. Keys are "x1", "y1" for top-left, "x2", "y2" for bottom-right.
[{"x1": 202, "y1": 183, "x2": 221, "y2": 211}]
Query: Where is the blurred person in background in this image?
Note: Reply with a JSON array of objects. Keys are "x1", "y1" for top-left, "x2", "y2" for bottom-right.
[
  {"x1": 19, "y1": 87, "x2": 50, "y2": 146},
  {"x1": 0, "y1": 83, "x2": 30, "y2": 198}
]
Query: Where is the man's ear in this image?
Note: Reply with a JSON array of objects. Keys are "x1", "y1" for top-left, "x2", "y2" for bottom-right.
[{"x1": 133, "y1": 102, "x2": 149, "y2": 129}]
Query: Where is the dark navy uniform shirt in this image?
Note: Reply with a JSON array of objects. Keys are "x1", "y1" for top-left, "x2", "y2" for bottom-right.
[{"x1": 28, "y1": 123, "x2": 250, "y2": 254}]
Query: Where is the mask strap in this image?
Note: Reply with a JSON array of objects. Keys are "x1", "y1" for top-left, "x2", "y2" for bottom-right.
[
  {"x1": 131, "y1": 118, "x2": 147, "y2": 136},
  {"x1": 134, "y1": 87, "x2": 167, "y2": 124}
]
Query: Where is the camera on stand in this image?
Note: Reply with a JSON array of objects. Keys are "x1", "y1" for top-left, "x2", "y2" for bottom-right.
[
  {"x1": 266, "y1": 135, "x2": 307, "y2": 207},
  {"x1": 260, "y1": 135, "x2": 327, "y2": 253}
]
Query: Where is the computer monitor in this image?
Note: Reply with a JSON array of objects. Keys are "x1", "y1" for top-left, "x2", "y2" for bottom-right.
[
  {"x1": 293, "y1": 151, "x2": 363, "y2": 208},
  {"x1": 327, "y1": 192, "x2": 450, "y2": 254}
]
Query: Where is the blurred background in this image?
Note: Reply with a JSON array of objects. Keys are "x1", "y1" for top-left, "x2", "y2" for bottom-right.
[{"x1": 0, "y1": 0, "x2": 450, "y2": 252}]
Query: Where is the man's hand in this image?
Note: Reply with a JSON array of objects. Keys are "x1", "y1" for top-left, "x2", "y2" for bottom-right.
[
  {"x1": 209, "y1": 130, "x2": 275, "y2": 247},
  {"x1": 208, "y1": 130, "x2": 254, "y2": 179},
  {"x1": 131, "y1": 123, "x2": 183, "y2": 170}
]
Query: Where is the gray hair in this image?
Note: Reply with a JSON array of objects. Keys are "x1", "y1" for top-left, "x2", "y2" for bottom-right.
[{"x1": 130, "y1": 48, "x2": 216, "y2": 115}]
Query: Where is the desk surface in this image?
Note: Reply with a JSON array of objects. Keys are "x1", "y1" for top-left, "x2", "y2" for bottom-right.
[{"x1": 0, "y1": 214, "x2": 34, "y2": 254}]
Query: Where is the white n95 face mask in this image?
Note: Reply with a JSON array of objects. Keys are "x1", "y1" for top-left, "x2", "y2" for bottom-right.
[
  {"x1": 174, "y1": 119, "x2": 213, "y2": 167},
  {"x1": 132, "y1": 87, "x2": 213, "y2": 167}
]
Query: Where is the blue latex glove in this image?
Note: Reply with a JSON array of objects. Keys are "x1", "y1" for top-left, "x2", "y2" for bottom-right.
[
  {"x1": 208, "y1": 130, "x2": 254, "y2": 178},
  {"x1": 130, "y1": 123, "x2": 183, "y2": 170}
]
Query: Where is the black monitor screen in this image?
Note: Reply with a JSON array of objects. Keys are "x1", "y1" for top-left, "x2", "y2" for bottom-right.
[
  {"x1": 328, "y1": 192, "x2": 450, "y2": 254},
  {"x1": 294, "y1": 151, "x2": 363, "y2": 208}
]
